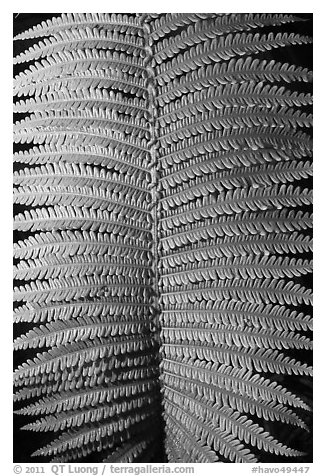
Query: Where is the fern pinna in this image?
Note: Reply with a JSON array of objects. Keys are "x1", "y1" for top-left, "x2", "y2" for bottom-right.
[{"x1": 13, "y1": 13, "x2": 312, "y2": 463}]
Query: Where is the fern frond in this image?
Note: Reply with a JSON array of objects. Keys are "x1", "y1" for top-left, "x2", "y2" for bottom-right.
[
  {"x1": 161, "y1": 358, "x2": 310, "y2": 410},
  {"x1": 14, "y1": 69, "x2": 146, "y2": 99},
  {"x1": 14, "y1": 336, "x2": 156, "y2": 383},
  {"x1": 150, "y1": 13, "x2": 218, "y2": 39},
  {"x1": 161, "y1": 160, "x2": 312, "y2": 208},
  {"x1": 13, "y1": 163, "x2": 150, "y2": 195},
  {"x1": 15, "y1": 380, "x2": 159, "y2": 415},
  {"x1": 165, "y1": 413, "x2": 219, "y2": 462},
  {"x1": 14, "y1": 230, "x2": 150, "y2": 261},
  {"x1": 14, "y1": 128, "x2": 148, "y2": 155},
  {"x1": 14, "y1": 358, "x2": 158, "y2": 400},
  {"x1": 14, "y1": 108, "x2": 149, "y2": 137},
  {"x1": 14, "y1": 315, "x2": 153, "y2": 350},
  {"x1": 32, "y1": 406, "x2": 157, "y2": 457},
  {"x1": 13, "y1": 49, "x2": 145, "y2": 90},
  {"x1": 163, "y1": 372, "x2": 308, "y2": 429},
  {"x1": 161, "y1": 209, "x2": 312, "y2": 250},
  {"x1": 14, "y1": 13, "x2": 142, "y2": 41},
  {"x1": 154, "y1": 14, "x2": 305, "y2": 62},
  {"x1": 161, "y1": 255, "x2": 312, "y2": 284},
  {"x1": 162, "y1": 300, "x2": 312, "y2": 332},
  {"x1": 161, "y1": 185, "x2": 312, "y2": 230},
  {"x1": 13, "y1": 144, "x2": 150, "y2": 175},
  {"x1": 162, "y1": 324, "x2": 312, "y2": 350},
  {"x1": 102, "y1": 437, "x2": 155, "y2": 463},
  {"x1": 161, "y1": 278, "x2": 312, "y2": 306},
  {"x1": 14, "y1": 28, "x2": 145, "y2": 65},
  {"x1": 14, "y1": 275, "x2": 151, "y2": 304},
  {"x1": 14, "y1": 87, "x2": 147, "y2": 114},
  {"x1": 160, "y1": 147, "x2": 311, "y2": 186},
  {"x1": 162, "y1": 231, "x2": 312, "y2": 265},
  {"x1": 164, "y1": 397, "x2": 258, "y2": 462},
  {"x1": 159, "y1": 128, "x2": 312, "y2": 169},
  {"x1": 163, "y1": 343, "x2": 312, "y2": 375},
  {"x1": 157, "y1": 57, "x2": 312, "y2": 104},
  {"x1": 14, "y1": 186, "x2": 150, "y2": 219},
  {"x1": 14, "y1": 254, "x2": 151, "y2": 281},
  {"x1": 13, "y1": 12, "x2": 312, "y2": 463},
  {"x1": 51, "y1": 418, "x2": 159, "y2": 462},
  {"x1": 160, "y1": 108, "x2": 312, "y2": 148},
  {"x1": 155, "y1": 33, "x2": 312, "y2": 84},
  {"x1": 163, "y1": 385, "x2": 304, "y2": 456},
  {"x1": 22, "y1": 394, "x2": 158, "y2": 432},
  {"x1": 159, "y1": 84, "x2": 312, "y2": 126},
  {"x1": 13, "y1": 298, "x2": 151, "y2": 324},
  {"x1": 14, "y1": 206, "x2": 151, "y2": 240}
]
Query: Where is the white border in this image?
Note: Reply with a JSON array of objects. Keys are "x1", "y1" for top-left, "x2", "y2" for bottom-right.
[{"x1": 2, "y1": 3, "x2": 323, "y2": 474}]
